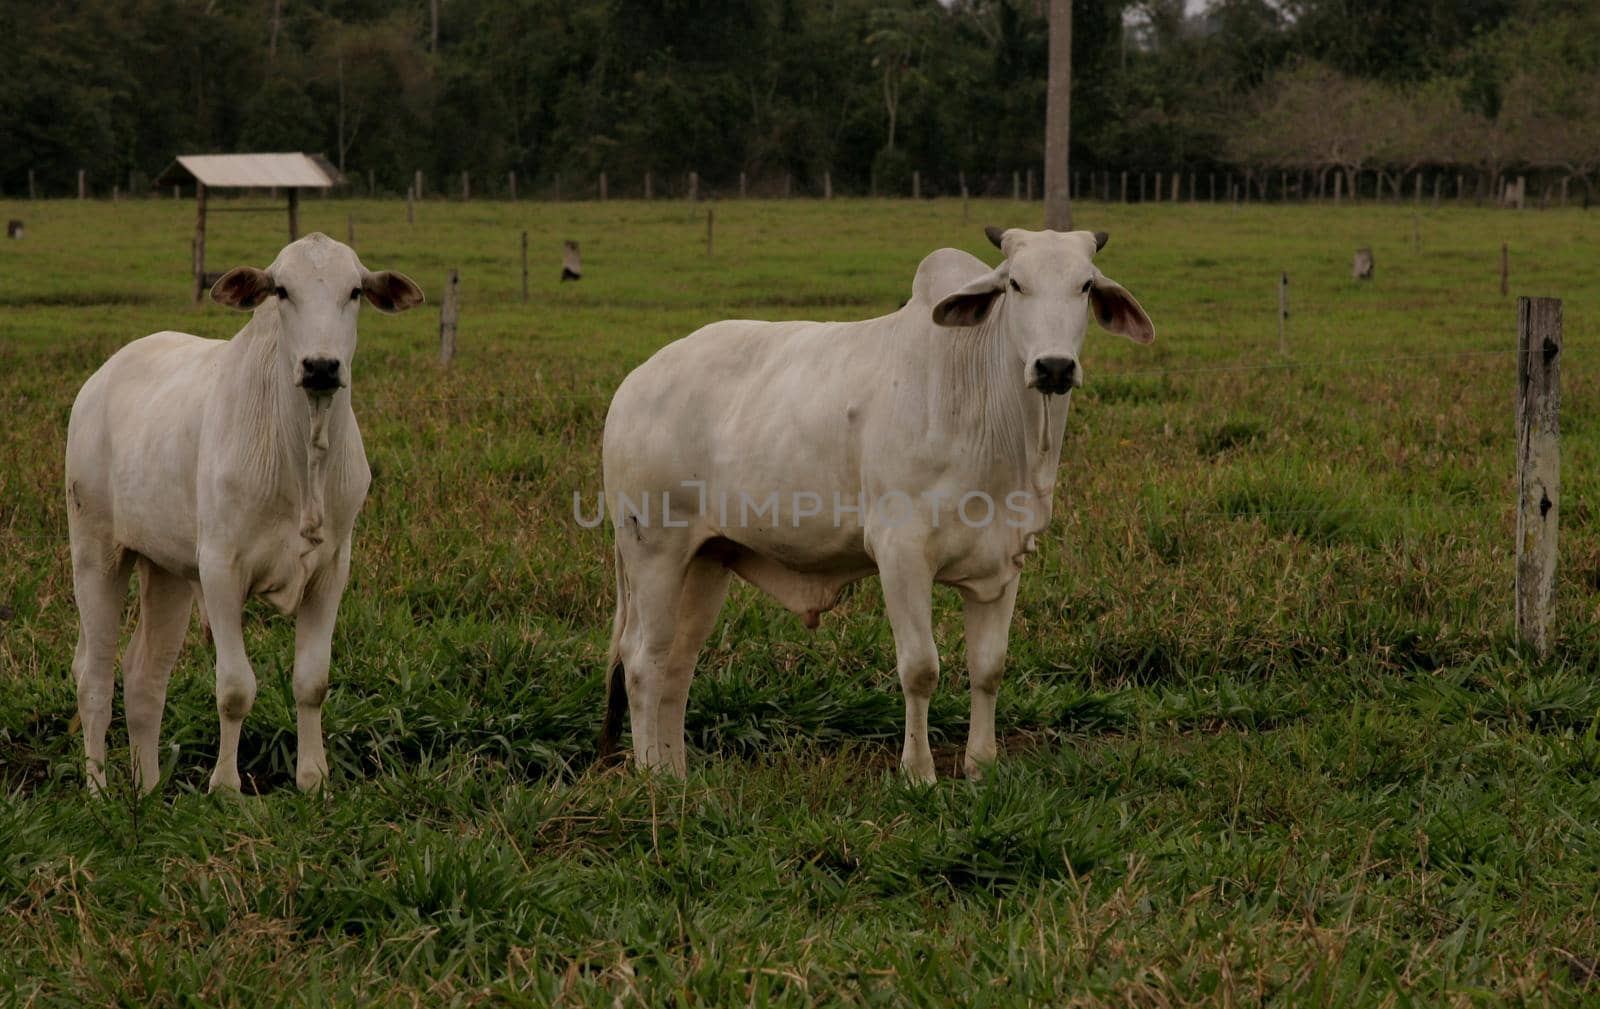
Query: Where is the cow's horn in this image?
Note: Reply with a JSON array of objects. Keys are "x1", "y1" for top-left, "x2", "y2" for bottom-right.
[
  {"x1": 1093, "y1": 231, "x2": 1110, "y2": 252},
  {"x1": 984, "y1": 225, "x2": 1006, "y2": 250}
]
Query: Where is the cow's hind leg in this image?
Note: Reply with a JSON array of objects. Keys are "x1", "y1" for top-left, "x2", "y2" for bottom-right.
[
  {"x1": 71, "y1": 543, "x2": 133, "y2": 794},
  {"x1": 654, "y1": 555, "x2": 731, "y2": 775},
  {"x1": 124, "y1": 559, "x2": 192, "y2": 793},
  {"x1": 961, "y1": 577, "x2": 1019, "y2": 780}
]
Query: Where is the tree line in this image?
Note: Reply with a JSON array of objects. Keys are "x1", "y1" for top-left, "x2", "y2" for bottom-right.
[{"x1": 2, "y1": 0, "x2": 1596, "y2": 200}]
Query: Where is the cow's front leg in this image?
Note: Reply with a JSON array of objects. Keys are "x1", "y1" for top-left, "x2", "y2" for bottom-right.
[
  {"x1": 962, "y1": 577, "x2": 1019, "y2": 779},
  {"x1": 878, "y1": 550, "x2": 939, "y2": 784},
  {"x1": 292, "y1": 547, "x2": 350, "y2": 792},
  {"x1": 199, "y1": 563, "x2": 254, "y2": 793}
]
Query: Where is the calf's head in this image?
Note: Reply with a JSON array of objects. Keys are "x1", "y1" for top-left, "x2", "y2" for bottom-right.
[
  {"x1": 210, "y1": 233, "x2": 424, "y2": 395},
  {"x1": 931, "y1": 226, "x2": 1153, "y2": 395}
]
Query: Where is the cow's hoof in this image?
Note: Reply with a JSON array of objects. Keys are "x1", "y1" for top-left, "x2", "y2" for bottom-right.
[
  {"x1": 207, "y1": 770, "x2": 242, "y2": 794},
  {"x1": 901, "y1": 762, "x2": 937, "y2": 786},
  {"x1": 295, "y1": 767, "x2": 327, "y2": 793}
]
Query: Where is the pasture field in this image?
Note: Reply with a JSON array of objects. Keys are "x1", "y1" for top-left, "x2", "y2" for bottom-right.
[{"x1": 3, "y1": 196, "x2": 1600, "y2": 1006}]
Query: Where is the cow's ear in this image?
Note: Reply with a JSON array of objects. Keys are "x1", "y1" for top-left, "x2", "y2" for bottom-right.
[
  {"x1": 211, "y1": 267, "x2": 275, "y2": 310},
  {"x1": 362, "y1": 271, "x2": 425, "y2": 313},
  {"x1": 932, "y1": 267, "x2": 1007, "y2": 328},
  {"x1": 1088, "y1": 275, "x2": 1154, "y2": 344}
]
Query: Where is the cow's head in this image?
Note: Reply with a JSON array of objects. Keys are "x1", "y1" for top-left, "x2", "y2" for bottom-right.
[
  {"x1": 931, "y1": 226, "x2": 1153, "y2": 395},
  {"x1": 210, "y1": 233, "x2": 424, "y2": 396}
]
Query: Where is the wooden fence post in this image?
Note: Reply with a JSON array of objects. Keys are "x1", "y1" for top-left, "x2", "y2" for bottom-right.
[
  {"x1": 689, "y1": 171, "x2": 699, "y2": 202},
  {"x1": 509, "y1": 171, "x2": 517, "y2": 201},
  {"x1": 599, "y1": 172, "x2": 608, "y2": 201},
  {"x1": 1172, "y1": 172, "x2": 1181, "y2": 202},
  {"x1": 520, "y1": 231, "x2": 529, "y2": 303},
  {"x1": 824, "y1": 171, "x2": 832, "y2": 200},
  {"x1": 912, "y1": 170, "x2": 920, "y2": 199},
  {"x1": 1120, "y1": 171, "x2": 1127, "y2": 203},
  {"x1": 414, "y1": 170, "x2": 423, "y2": 199},
  {"x1": 439, "y1": 269, "x2": 459, "y2": 365},
  {"x1": 1516, "y1": 296, "x2": 1562, "y2": 656},
  {"x1": 1139, "y1": 173, "x2": 1146, "y2": 202},
  {"x1": 1013, "y1": 171, "x2": 1021, "y2": 200},
  {"x1": 461, "y1": 171, "x2": 470, "y2": 200},
  {"x1": 1278, "y1": 271, "x2": 1289, "y2": 354},
  {"x1": 78, "y1": 169, "x2": 86, "y2": 199},
  {"x1": 193, "y1": 182, "x2": 208, "y2": 303},
  {"x1": 645, "y1": 172, "x2": 653, "y2": 199},
  {"x1": 1334, "y1": 172, "x2": 1343, "y2": 205},
  {"x1": 738, "y1": 172, "x2": 746, "y2": 199},
  {"x1": 1501, "y1": 243, "x2": 1509, "y2": 297}
]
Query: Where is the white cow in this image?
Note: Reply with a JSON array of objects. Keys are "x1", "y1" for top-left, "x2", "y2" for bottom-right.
[
  {"x1": 598, "y1": 227, "x2": 1154, "y2": 782},
  {"x1": 65, "y1": 233, "x2": 423, "y2": 794}
]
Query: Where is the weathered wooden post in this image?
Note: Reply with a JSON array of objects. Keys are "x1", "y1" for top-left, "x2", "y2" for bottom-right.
[
  {"x1": 438, "y1": 269, "x2": 460, "y2": 365},
  {"x1": 824, "y1": 171, "x2": 832, "y2": 200},
  {"x1": 645, "y1": 172, "x2": 653, "y2": 199},
  {"x1": 414, "y1": 170, "x2": 424, "y2": 199},
  {"x1": 1139, "y1": 173, "x2": 1146, "y2": 202},
  {"x1": 1172, "y1": 173, "x2": 1181, "y2": 202},
  {"x1": 783, "y1": 174, "x2": 792, "y2": 198},
  {"x1": 112, "y1": 185, "x2": 120, "y2": 202},
  {"x1": 1414, "y1": 173, "x2": 1422, "y2": 204},
  {"x1": 599, "y1": 172, "x2": 608, "y2": 201},
  {"x1": 1013, "y1": 171, "x2": 1021, "y2": 200},
  {"x1": 461, "y1": 171, "x2": 470, "y2": 200},
  {"x1": 509, "y1": 171, "x2": 518, "y2": 201},
  {"x1": 173, "y1": 185, "x2": 180, "y2": 200},
  {"x1": 738, "y1": 172, "x2": 746, "y2": 199},
  {"x1": 1560, "y1": 177, "x2": 1568, "y2": 207},
  {"x1": 287, "y1": 188, "x2": 300, "y2": 241},
  {"x1": 1278, "y1": 271, "x2": 1289, "y2": 354},
  {"x1": 689, "y1": 171, "x2": 699, "y2": 202},
  {"x1": 1334, "y1": 172, "x2": 1343, "y2": 205},
  {"x1": 912, "y1": 170, "x2": 920, "y2": 199},
  {"x1": 1119, "y1": 171, "x2": 1127, "y2": 203},
  {"x1": 1501, "y1": 243, "x2": 1509, "y2": 297},
  {"x1": 78, "y1": 169, "x2": 86, "y2": 200},
  {"x1": 706, "y1": 207, "x2": 714, "y2": 256},
  {"x1": 193, "y1": 182, "x2": 208, "y2": 303},
  {"x1": 520, "y1": 231, "x2": 528, "y2": 303},
  {"x1": 1516, "y1": 296, "x2": 1562, "y2": 656}
]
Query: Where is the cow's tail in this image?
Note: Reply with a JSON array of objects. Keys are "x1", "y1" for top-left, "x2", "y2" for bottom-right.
[{"x1": 596, "y1": 544, "x2": 629, "y2": 766}]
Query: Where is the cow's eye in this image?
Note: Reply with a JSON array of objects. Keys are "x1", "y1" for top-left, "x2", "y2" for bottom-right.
[
  {"x1": 1009, "y1": 278, "x2": 1022, "y2": 293},
  {"x1": 350, "y1": 287, "x2": 362, "y2": 301},
  {"x1": 274, "y1": 286, "x2": 289, "y2": 301},
  {"x1": 1081, "y1": 279, "x2": 1093, "y2": 294}
]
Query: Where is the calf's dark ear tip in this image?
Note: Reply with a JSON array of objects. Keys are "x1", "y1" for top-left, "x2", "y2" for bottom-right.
[
  {"x1": 983, "y1": 225, "x2": 1006, "y2": 250},
  {"x1": 1093, "y1": 231, "x2": 1110, "y2": 252}
]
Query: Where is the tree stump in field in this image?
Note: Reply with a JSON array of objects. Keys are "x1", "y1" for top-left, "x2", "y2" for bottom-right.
[
  {"x1": 5, "y1": 219, "x2": 22, "y2": 239},
  {"x1": 1351, "y1": 247, "x2": 1374, "y2": 280},
  {"x1": 561, "y1": 240, "x2": 582, "y2": 282}
]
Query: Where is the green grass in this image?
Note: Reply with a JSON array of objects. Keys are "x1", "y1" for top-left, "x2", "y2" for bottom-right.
[{"x1": 3, "y1": 195, "x2": 1600, "y2": 1005}]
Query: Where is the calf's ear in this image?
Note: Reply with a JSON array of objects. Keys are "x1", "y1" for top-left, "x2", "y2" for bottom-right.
[
  {"x1": 932, "y1": 267, "x2": 1008, "y2": 328},
  {"x1": 362, "y1": 271, "x2": 426, "y2": 313},
  {"x1": 1088, "y1": 275, "x2": 1155, "y2": 344},
  {"x1": 211, "y1": 267, "x2": 275, "y2": 310}
]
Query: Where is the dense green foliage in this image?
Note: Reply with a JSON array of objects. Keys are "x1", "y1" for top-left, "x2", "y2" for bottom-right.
[
  {"x1": 4, "y1": 0, "x2": 1598, "y2": 200},
  {"x1": 3, "y1": 196, "x2": 1600, "y2": 1002}
]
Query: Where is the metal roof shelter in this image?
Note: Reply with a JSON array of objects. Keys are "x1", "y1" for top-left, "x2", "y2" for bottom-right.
[{"x1": 154, "y1": 153, "x2": 343, "y2": 302}]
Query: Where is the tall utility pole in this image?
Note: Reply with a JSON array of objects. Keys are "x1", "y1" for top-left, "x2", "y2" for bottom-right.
[{"x1": 1043, "y1": 0, "x2": 1073, "y2": 231}]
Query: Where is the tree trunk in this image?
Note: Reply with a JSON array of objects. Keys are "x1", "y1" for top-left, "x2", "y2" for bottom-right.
[{"x1": 1043, "y1": 0, "x2": 1072, "y2": 231}]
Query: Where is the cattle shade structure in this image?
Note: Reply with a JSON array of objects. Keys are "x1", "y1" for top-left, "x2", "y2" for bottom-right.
[{"x1": 154, "y1": 153, "x2": 344, "y2": 303}]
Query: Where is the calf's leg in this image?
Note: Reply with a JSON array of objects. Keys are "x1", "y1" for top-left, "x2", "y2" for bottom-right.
[
  {"x1": 961, "y1": 577, "x2": 1019, "y2": 779},
  {"x1": 291, "y1": 547, "x2": 350, "y2": 792},
  {"x1": 70, "y1": 545, "x2": 133, "y2": 794},
  {"x1": 878, "y1": 550, "x2": 939, "y2": 784},
  {"x1": 124, "y1": 559, "x2": 193, "y2": 793},
  {"x1": 198, "y1": 563, "x2": 254, "y2": 793},
  {"x1": 652, "y1": 555, "x2": 731, "y2": 775}
]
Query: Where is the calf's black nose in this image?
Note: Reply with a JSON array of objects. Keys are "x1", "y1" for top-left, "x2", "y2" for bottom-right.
[
  {"x1": 1032, "y1": 356, "x2": 1077, "y2": 394},
  {"x1": 300, "y1": 356, "x2": 342, "y2": 392}
]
